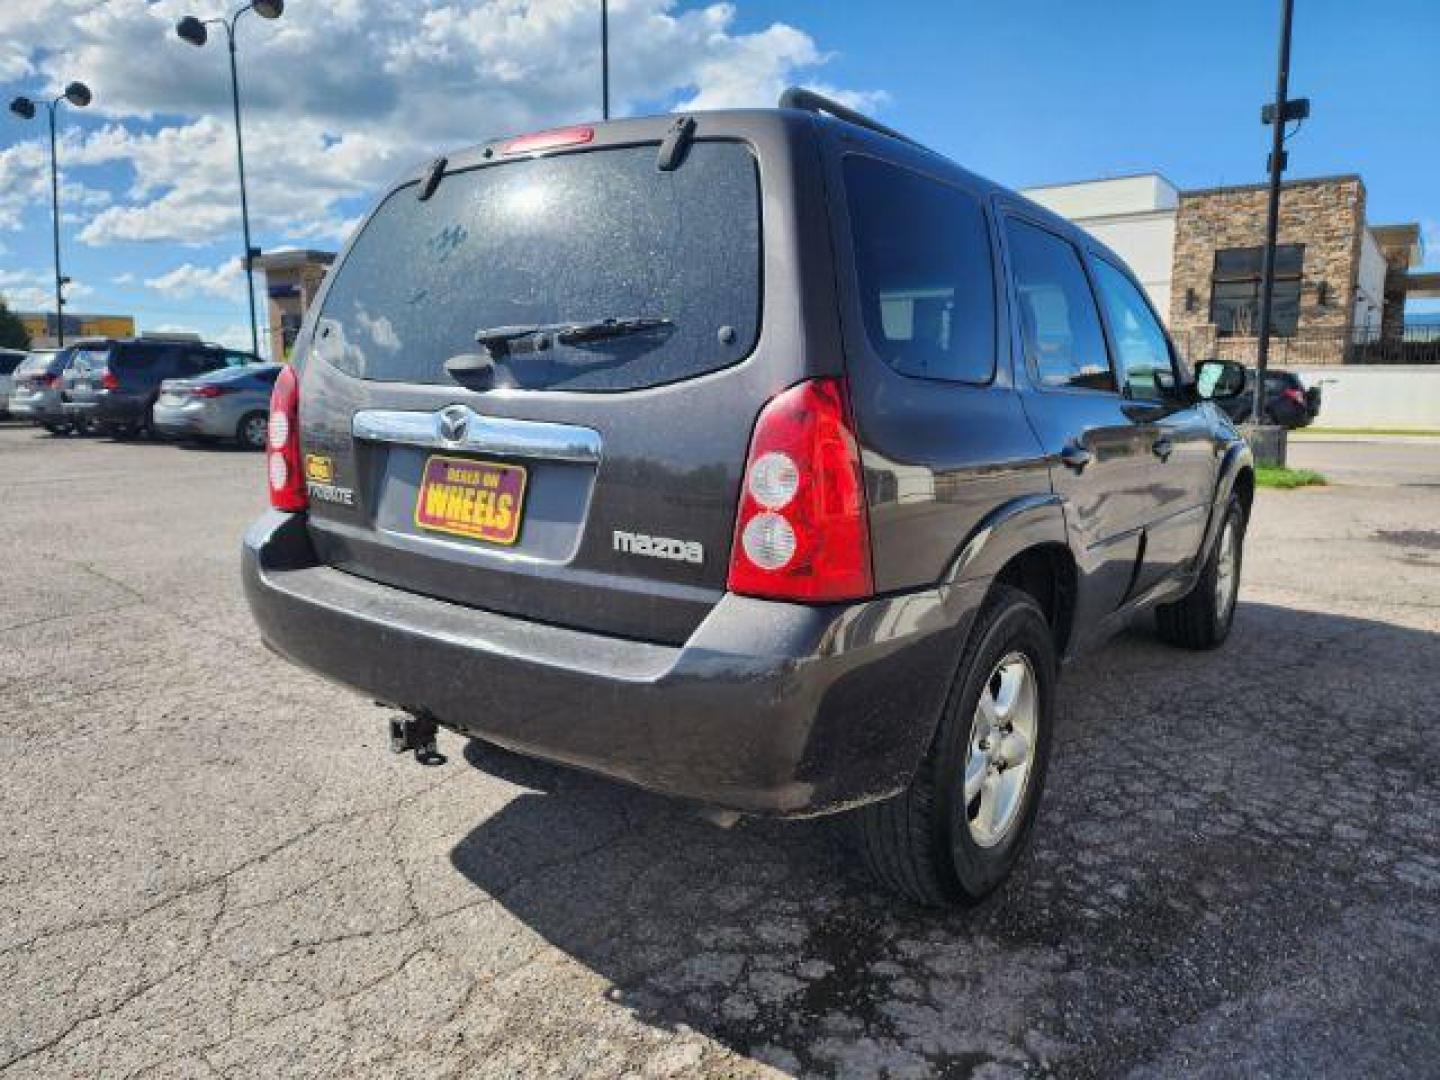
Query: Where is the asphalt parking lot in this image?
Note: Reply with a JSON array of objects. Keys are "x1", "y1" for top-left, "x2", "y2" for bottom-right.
[{"x1": 2, "y1": 423, "x2": 1437, "y2": 1079}]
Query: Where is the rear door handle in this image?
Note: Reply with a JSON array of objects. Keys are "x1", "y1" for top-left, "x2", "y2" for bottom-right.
[
  {"x1": 1059, "y1": 443, "x2": 1093, "y2": 472},
  {"x1": 1152, "y1": 436, "x2": 1174, "y2": 462}
]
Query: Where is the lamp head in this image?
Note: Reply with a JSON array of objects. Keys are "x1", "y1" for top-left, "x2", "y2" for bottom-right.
[
  {"x1": 8, "y1": 96, "x2": 36, "y2": 120},
  {"x1": 176, "y1": 16, "x2": 208, "y2": 46},
  {"x1": 252, "y1": 0, "x2": 284, "y2": 18},
  {"x1": 63, "y1": 82, "x2": 92, "y2": 108}
]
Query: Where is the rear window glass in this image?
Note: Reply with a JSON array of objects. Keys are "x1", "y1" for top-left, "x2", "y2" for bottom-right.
[
  {"x1": 315, "y1": 142, "x2": 761, "y2": 392},
  {"x1": 843, "y1": 156, "x2": 996, "y2": 383},
  {"x1": 70, "y1": 346, "x2": 113, "y2": 374},
  {"x1": 17, "y1": 352, "x2": 66, "y2": 377}
]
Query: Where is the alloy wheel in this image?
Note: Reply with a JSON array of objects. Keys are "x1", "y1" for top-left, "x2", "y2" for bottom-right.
[
  {"x1": 963, "y1": 652, "x2": 1039, "y2": 848},
  {"x1": 1215, "y1": 518, "x2": 1239, "y2": 622}
]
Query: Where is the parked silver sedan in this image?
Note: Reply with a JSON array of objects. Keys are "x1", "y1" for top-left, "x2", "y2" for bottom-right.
[{"x1": 152, "y1": 363, "x2": 281, "y2": 449}]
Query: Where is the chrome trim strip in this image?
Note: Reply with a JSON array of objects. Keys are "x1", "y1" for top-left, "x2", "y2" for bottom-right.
[{"x1": 351, "y1": 406, "x2": 602, "y2": 463}]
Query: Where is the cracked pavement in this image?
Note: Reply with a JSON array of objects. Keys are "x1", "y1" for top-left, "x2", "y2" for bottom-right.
[{"x1": 1, "y1": 425, "x2": 1437, "y2": 1078}]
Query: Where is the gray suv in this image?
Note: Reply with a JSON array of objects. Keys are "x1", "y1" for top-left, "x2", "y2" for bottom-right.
[{"x1": 243, "y1": 91, "x2": 1253, "y2": 905}]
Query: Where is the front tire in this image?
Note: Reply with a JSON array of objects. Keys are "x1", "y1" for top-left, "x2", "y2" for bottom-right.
[
  {"x1": 1156, "y1": 495, "x2": 1245, "y2": 650},
  {"x1": 849, "y1": 584, "x2": 1056, "y2": 906}
]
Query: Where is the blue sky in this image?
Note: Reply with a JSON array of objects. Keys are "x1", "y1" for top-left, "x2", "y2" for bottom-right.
[{"x1": 3, "y1": 0, "x2": 1438, "y2": 352}]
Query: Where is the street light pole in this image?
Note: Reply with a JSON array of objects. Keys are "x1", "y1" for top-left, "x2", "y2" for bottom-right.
[
  {"x1": 8, "y1": 82, "x2": 91, "y2": 349},
  {"x1": 225, "y1": 23, "x2": 261, "y2": 360},
  {"x1": 176, "y1": 0, "x2": 283, "y2": 360},
  {"x1": 601, "y1": 0, "x2": 610, "y2": 121},
  {"x1": 1253, "y1": 0, "x2": 1299, "y2": 425},
  {"x1": 47, "y1": 102, "x2": 64, "y2": 347}
]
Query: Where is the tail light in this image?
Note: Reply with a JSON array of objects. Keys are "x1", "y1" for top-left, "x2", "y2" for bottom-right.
[
  {"x1": 45, "y1": 374, "x2": 63, "y2": 389},
  {"x1": 101, "y1": 370, "x2": 119, "y2": 391},
  {"x1": 1280, "y1": 387, "x2": 1305, "y2": 406},
  {"x1": 266, "y1": 365, "x2": 307, "y2": 511},
  {"x1": 191, "y1": 384, "x2": 234, "y2": 398},
  {"x1": 727, "y1": 377, "x2": 873, "y2": 602}
]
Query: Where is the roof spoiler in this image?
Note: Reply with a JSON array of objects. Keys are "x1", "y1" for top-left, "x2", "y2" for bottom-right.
[{"x1": 777, "y1": 86, "x2": 920, "y2": 148}]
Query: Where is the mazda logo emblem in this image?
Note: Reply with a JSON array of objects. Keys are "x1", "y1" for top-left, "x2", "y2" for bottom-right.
[{"x1": 439, "y1": 406, "x2": 470, "y2": 443}]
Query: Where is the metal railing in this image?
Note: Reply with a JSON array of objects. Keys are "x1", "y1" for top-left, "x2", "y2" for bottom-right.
[{"x1": 1172, "y1": 324, "x2": 1440, "y2": 368}]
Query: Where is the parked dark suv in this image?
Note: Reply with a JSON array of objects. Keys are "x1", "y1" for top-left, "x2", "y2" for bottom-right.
[
  {"x1": 62, "y1": 337, "x2": 259, "y2": 437},
  {"x1": 243, "y1": 91, "x2": 1254, "y2": 905},
  {"x1": 1215, "y1": 367, "x2": 1321, "y2": 429}
]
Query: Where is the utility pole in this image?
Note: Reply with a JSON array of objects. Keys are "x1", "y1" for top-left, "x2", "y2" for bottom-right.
[
  {"x1": 9, "y1": 83, "x2": 91, "y2": 348},
  {"x1": 47, "y1": 103, "x2": 64, "y2": 347},
  {"x1": 176, "y1": 1, "x2": 283, "y2": 360},
  {"x1": 601, "y1": 0, "x2": 610, "y2": 120},
  {"x1": 1253, "y1": 0, "x2": 1308, "y2": 424},
  {"x1": 226, "y1": 26, "x2": 261, "y2": 359}
]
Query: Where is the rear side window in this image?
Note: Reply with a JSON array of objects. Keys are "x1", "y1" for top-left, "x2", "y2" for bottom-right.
[
  {"x1": 177, "y1": 349, "x2": 225, "y2": 375},
  {"x1": 1004, "y1": 218, "x2": 1115, "y2": 392},
  {"x1": 844, "y1": 156, "x2": 995, "y2": 383},
  {"x1": 315, "y1": 142, "x2": 761, "y2": 392},
  {"x1": 112, "y1": 345, "x2": 162, "y2": 372},
  {"x1": 0, "y1": 354, "x2": 21, "y2": 375}
]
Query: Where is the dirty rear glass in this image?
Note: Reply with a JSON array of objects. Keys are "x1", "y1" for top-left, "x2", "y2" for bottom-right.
[
  {"x1": 315, "y1": 143, "x2": 761, "y2": 392},
  {"x1": 69, "y1": 346, "x2": 114, "y2": 374}
]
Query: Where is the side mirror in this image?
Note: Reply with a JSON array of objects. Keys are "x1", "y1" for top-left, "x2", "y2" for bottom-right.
[{"x1": 1193, "y1": 359, "x2": 1246, "y2": 401}]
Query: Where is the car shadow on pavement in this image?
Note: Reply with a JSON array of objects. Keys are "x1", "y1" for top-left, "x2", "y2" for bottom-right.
[{"x1": 449, "y1": 601, "x2": 1440, "y2": 1077}]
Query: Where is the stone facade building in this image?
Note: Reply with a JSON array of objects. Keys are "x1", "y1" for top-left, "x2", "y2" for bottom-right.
[
  {"x1": 255, "y1": 249, "x2": 335, "y2": 361},
  {"x1": 1023, "y1": 172, "x2": 1432, "y2": 365},
  {"x1": 1167, "y1": 176, "x2": 1367, "y2": 365}
]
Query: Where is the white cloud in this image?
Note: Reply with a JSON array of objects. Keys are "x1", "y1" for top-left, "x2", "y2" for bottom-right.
[
  {"x1": 0, "y1": 268, "x2": 93, "y2": 312},
  {"x1": 145, "y1": 256, "x2": 244, "y2": 300},
  {"x1": 2, "y1": 0, "x2": 875, "y2": 249},
  {"x1": 0, "y1": 138, "x2": 113, "y2": 232}
]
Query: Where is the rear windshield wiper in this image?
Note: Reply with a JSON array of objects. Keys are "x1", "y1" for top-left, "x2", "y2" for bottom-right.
[
  {"x1": 449, "y1": 316, "x2": 673, "y2": 387},
  {"x1": 556, "y1": 315, "x2": 672, "y2": 344},
  {"x1": 473, "y1": 316, "x2": 672, "y2": 356}
]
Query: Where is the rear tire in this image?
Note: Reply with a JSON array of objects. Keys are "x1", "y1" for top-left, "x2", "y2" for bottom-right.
[
  {"x1": 1156, "y1": 495, "x2": 1245, "y2": 650},
  {"x1": 848, "y1": 584, "x2": 1056, "y2": 906},
  {"x1": 237, "y1": 411, "x2": 268, "y2": 451}
]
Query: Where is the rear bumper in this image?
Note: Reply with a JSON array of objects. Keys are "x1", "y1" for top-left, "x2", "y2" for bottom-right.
[
  {"x1": 8, "y1": 393, "x2": 64, "y2": 422},
  {"x1": 153, "y1": 402, "x2": 230, "y2": 438},
  {"x1": 65, "y1": 393, "x2": 145, "y2": 425},
  {"x1": 243, "y1": 510, "x2": 984, "y2": 816}
]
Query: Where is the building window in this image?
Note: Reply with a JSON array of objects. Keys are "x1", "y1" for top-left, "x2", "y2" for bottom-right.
[{"x1": 1209, "y1": 244, "x2": 1304, "y2": 336}]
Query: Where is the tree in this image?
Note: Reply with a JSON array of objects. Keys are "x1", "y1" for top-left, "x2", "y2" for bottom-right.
[{"x1": 0, "y1": 297, "x2": 32, "y2": 351}]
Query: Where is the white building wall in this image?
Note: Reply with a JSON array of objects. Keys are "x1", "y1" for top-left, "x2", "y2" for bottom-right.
[
  {"x1": 1068, "y1": 213, "x2": 1177, "y2": 317},
  {"x1": 1354, "y1": 229, "x2": 1387, "y2": 335},
  {"x1": 1297, "y1": 366, "x2": 1440, "y2": 429},
  {"x1": 1022, "y1": 174, "x2": 1181, "y2": 323}
]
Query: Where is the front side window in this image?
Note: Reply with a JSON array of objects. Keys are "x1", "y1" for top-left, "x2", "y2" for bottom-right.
[
  {"x1": 1210, "y1": 244, "x2": 1304, "y2": 337},
  {"x1": 1090, "y1": 257, "x2": 1175, "y2": 401},
  {"x1": 1004, "y1": 218, "x2": 1115, "y2": 392},
  {"x1": 843, "y1": 156, "x2": 996, "y2": 383}
]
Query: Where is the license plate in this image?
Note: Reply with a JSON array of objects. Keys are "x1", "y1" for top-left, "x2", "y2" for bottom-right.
[
  {"x1": 414, "y1": 455, "x2": 527, "y2": 546},
  {"x1": 76, "y1": 382, "x2": 92, "y2": 392}
]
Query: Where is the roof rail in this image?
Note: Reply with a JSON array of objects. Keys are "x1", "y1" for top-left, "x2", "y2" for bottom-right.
[{"x1": 778, "y1": 86, "x2": 918, "y2": 147}]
